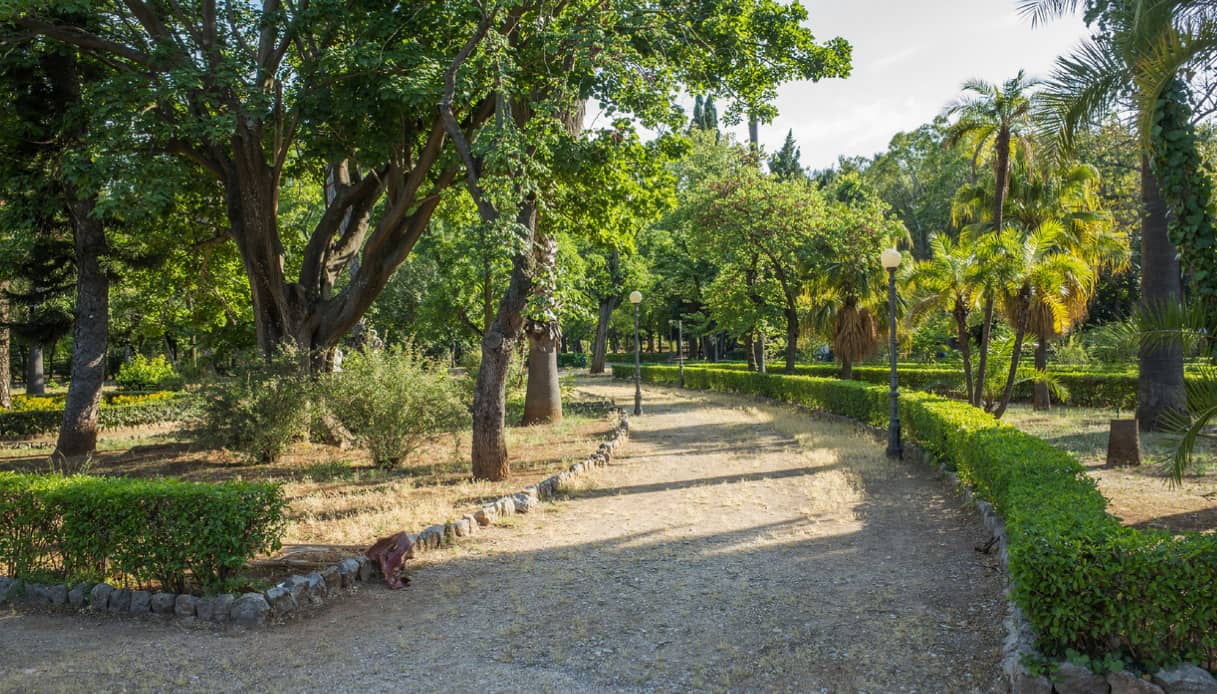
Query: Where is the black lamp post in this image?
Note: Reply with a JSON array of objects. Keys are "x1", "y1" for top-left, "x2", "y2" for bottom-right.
[
  {"x1": 881, "y1": 248, "x2": 902, "y2": 458},
  {"x1": 630, "y1": 290, "x2": 642, "y2": 415}
]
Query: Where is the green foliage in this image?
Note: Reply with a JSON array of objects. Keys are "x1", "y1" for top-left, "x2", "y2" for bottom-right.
[
  {"x1": 618, "y1": 364, "x2": 1217, "y2": 670},
  {"x1": 0, "y1": 472, "x2": 286, "y2": 594},
  {"x1": 115, "y1": 354, "x2": 185, "y2": 392},
  {"x1": 0, "y1": 392, "x2": 197, "y2": 438},
  {"x1": 557, "y1": 353, "x2": 589, "y2": 368},
  {"x1": 325, "y1": 347, "x2": 467, "y2": 469},
  {"x1": 198, "y1": 355, "x2": 312, "y2": 465}
]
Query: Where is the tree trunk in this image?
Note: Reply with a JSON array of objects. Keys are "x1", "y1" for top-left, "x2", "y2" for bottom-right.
[
  {"x1": 841, "y1": 357, "x2": 853, "y2": 380},
  {"x1": 956, "y1": 309, "x2": 974, "y2": 405},
  {"x1": 0, "y1": 282, "x2": 10, "y2": 409},
  {"x1": 784, "y1": 307, "x2": 798, "y2": 374},
  {"x1": 471, "y1": 200, "x2": 538, "y2": 481},
  {"x1": 1136, "y1": 157, "x2": 1187, "y2": 430},
  {"x1": 992, "y1": 294, "x2": 1031, "y2": 419},
  {"x1": 745, "y1": 333, "x2": 756, "y2": 371},
  {"x1": 56, "y1": 192, "x2": 108, "y2": 465},
  {"x1": 973, "y1": 292, "x2": 995, "y2": 407},
  {"x1": 588, "y1": 297, "x2": 619, "y2": 374},
  {"x1": 522, "y1": 324, "x2": 562, "y2": 425},
  {"x1": 756, "y1": 333, "x2": 766, "y2": 373},
  {"x1": 974, "y1": 127, "x2": 1011, "y2": 408},
  {"x1": 26, "y1": 344, "x2": 45, "y2": 395},
  {"x1": 1032, "y1": 336, "x2": 1051, "y2": 411}
]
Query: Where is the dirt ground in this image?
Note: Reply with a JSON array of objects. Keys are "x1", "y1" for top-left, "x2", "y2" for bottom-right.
[
  {"x1": 0, "y1": 377, "x2": 1004, "y2": 693},
  {"x1": 1003, "y1": 404, "x2": 1217, "y2": 533}
]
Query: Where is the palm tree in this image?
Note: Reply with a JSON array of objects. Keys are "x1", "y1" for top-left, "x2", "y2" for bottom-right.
[
  {"x1": 945, "y1": 71, "x2": 1040, "y2": 408},
  {"x1": 907, "y1": 235, "x2": 983, "y2": 402},
  {"x1": 1021, "y1": 0, "x2": 1215, "y2": 428}
]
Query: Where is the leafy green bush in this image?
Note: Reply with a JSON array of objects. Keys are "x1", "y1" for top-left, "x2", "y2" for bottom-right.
[
  {"x1": 557, "y1": 352, "x2": 589, "y2": 368},
  {"x1": 0, "y1": 472, "x2": 286, "y2": 594},
  {"x1": 198, "y1": 355, "x2": 312, "y2": 464},
  {"x1": 325, "y1": 346, "x2": 467, "y2": 468},
  {"x1": 617, "y1": 364, "x2": 1217, "y2": 670},
  {"x1": 115, "y1": 354, "x2": 185, "y2": 391},
  {"x1": 0, "y1": 392, "x2": 199, "y2": 439}
]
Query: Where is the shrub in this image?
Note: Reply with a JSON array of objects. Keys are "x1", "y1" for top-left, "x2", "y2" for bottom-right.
[
  {"x1": 115, "y1": 354, "x2": 185, "y2": 391},
  {"x1": 557, "y1": 352, "x2": 589, "y2": 368},
  {"x1": 617, "y1": 364, "x2": 1217, "y2": 670},
  {"x1": 0, "y1": 392, "x2": 198, "y2": 439},
  {"x1": 198, "y1": 354, "x2": 312, "y2": 464},
  {"x1": 325, "y1": 346, "x2": 467, "y2": 468},
  {"x1": 0, "y1": 472, "x2": 286, "y2": 594}
]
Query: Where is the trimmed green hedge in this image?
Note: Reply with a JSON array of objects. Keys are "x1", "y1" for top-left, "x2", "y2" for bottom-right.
[
  {"x1": 557, "y1": 353, "x2": 589, "y2": 368},
  {"x1": 615, "y1": 364, "x2": 1217, "y2": 670},
  {"x1": 0, "y1": 391, "x2": 199, "y2": 438},
  {"x1": 0, "y1": 473, "x2": 286, "y2": 594}
]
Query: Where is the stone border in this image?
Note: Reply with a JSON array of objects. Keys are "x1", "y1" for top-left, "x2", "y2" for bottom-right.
[
  {"x1": 0, "y1": 407, "x2": 631, "y2": 631},
  {"x1": 708, "y1": 388, "x2": 1215, "y2": 694}
]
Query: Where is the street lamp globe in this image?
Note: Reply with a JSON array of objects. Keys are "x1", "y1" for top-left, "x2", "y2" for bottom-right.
[
  {"x1": 880, "y1": 248, "x2": 901, "y2": 270},
  {"x1": 629, "y1": 290, "x2": 643, "y2": 305}
]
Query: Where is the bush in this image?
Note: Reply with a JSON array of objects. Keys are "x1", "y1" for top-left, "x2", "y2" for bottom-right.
[
  {"x1": 557, "y1": 352, "x2": 589, "y2": 368},
  {"x1": 0, "y1": 392, "x2": 198, "y2": 439},
  {"x1": 198, "y1": 354, "x2": 312, "y2": 464},
  {"x1": 115, "y1": 354, "x2": 185, "y2": 391},
  {"x1": 0, "y1": 472, "x2": 286, "y2": 594},
  {"x1": 617, "y1": 364, "x2": 1217, "y2": 670},
  {"x1": 325, "y1": 346, "x2": 467, "y2": 468}
]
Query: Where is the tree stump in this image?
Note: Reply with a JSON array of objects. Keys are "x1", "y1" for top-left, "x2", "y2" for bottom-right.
[{"x1": 1106, "y1": 419, "x2": 1142, "y2": 467}]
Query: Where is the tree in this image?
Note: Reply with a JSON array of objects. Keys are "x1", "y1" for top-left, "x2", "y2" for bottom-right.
[
  {"x1": 1024, "y1": 0, "x2": 1216, "y2": 428},
  {"x1": 768, "y1": 130, "x2": 805, "y2": 181},
  {"x1": 907, "y1": 235, "x2": 984, "y2": 402},
  {"x1": 945, "y1": 70, "x2": 1040, "y2": 409}
]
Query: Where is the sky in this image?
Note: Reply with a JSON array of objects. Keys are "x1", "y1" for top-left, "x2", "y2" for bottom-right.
[{"x1": 642, "y1": 0, "x2": 1092, "y2": 171}]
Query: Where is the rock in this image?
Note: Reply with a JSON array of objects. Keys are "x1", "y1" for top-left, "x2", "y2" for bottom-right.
[
  {"x1": 201, "y1": 594, "x2": 235, "y2": 624},
  {"x1": 0, "y1": 577, "x2": 13, "y2": 604},
  {"x1": 229, "y1": 593, "x2": 270, "y2": 627},
  {"x1": 497, "y1": 497, "x2": 516, "y2": 516},
  {"x1": 150, "y1": 592, "x2": 177, "y2": 615},
  {"x1": 444, "y1": 521, "x2": 457, "y2": 539},
  {"x1": 462, "y1": 515, "x2": 478, "y2": 533},
  {"x1": 1108, "y1": 671, "x2": 1165, "y2": 694},
  {"x1": 1010, "y1": 670, "x2": 1053, "y2": 694},
  {"x1": 338, "y1": 558, "x2": 360, "y2": 588},
  {"x1": 107, "y1": 588, "x2": 132, "y2": 614},
  {"x1": 26, "y1": 584, "x2": 51, "y2": 606},
  {"x1": 67, "y1": 582, "x2": 90, "y2": 609},
  {"x1": 1151, "y1": 665, "x2": 1217, "y2": 694},
  {"x1": 423, "y1": 524, "x2": 445, "y2": 548},
  {"x1": 319, "y1": 566, "x2": 340, "y2": 592},
  {"x1": 1053, "y1": 661, "x2": 1110, "y2": 694},
  {"x1": 265, "y1": 586, "x2": 297, "y2": 616},
  {"x1": 357, "y1": 556, "x2": 374, "y2": 582},
  {"x1": 88, "y1": 583, "x2": 114, "y2": 611},
  {"x1": 474, "y1": 507, "x2": 494, "y2": 526},
  {"x1": 47, "y1": 584, "x2": 68, "y2": 607},
  {"x1": 513, "y1": 493, "x2": 536, "y2": 513},
  {"x1": 129, "y1": 591, "x2": 152, "y2": 615},
  {"x1": 282, "y1": 575, "x2": 310, "y2": 603},
  {"x1": 174, "y1": 594, "x2": 198, "y2": 619},
  {"x1": 452, "y1": 518, "x2": 467, "y2": 537}
]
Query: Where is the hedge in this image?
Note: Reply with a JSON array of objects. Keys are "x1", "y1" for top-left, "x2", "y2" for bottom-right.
[
  {"x1": 688, "y1": 362, "x2": 1160, "y2": 409},
  {"x1": 614, "y1": 364, "x2": 1217, "y2": 671},
  {"x1": 0, "y1": 391, "x2": 199, "y2": 439},
  {"x1": 0, "y1": 473, "x2": 286, "y2": 594},
  {"x1": 557, "y1": 352, "x2": 589, "y2": 368}
]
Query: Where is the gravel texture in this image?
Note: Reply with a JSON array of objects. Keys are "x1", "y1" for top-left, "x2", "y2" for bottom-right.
[{"x1": 0, "y1": 378, "x2": 1004, "y2": 693}]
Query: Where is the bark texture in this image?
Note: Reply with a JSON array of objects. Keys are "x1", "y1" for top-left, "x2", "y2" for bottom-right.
[
  {"x1": 589, "y1": 295, "x2": 620, "y2": 374},
  {"x1": 1032, "y1": 338, "x2": 1051, "y2": 411},
  {"x1": 0, "y1": 282, "x2": 10, "y2": 409},
  {"x1": 26, "y1": 344, "x2": 45, "y2": 395},
  {"x1": 522, "y1": 325, "x2": 562, "y2": 425}
]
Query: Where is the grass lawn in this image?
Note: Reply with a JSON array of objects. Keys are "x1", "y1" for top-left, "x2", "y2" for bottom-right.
[{"x1": 1002, "y1": 403, "x2": 1217, "y2": 534}]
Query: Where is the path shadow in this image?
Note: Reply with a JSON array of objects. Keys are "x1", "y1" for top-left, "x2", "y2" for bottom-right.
[{"x1": 568, "y1": 463, "x2": 847, "y2": 500}]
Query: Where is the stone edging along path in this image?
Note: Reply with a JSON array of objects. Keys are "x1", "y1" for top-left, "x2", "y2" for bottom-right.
[{"x1": 0, "y1": 406, "x2": 630, "y2": 631}]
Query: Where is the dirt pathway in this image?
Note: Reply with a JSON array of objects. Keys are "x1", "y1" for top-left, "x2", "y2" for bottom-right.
[{"x1": 0, "y1": 378, "x2": 1004, "y2": 693}]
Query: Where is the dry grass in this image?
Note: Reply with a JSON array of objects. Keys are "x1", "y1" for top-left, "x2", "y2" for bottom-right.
[{"x1": 1003, "y1": 403, "x2": 1217, "y2": 533}]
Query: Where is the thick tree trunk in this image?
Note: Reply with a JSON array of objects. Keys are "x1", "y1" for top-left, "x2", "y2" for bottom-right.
[
  {"x1": 0, "y1": 282, "x2": 9, "y2": 409},
  {"x1": 784, "y1": 307, "x2": 798, "y2": 374},
  {"x1": 471, "y1": 201, "x2": 538, "y2": 481},
  {"x1": 26, "y1": 344, "x2": 45, "y2": 395},
  {"x1": 589, "y1": 299, "x2": 612, "y2": 373},
  {"x1": 1136, "y1": 157, "x2": 1187, "y2": 430},
  {"x1": 745, "y1": 333, "x2": 756, "y2": 371},
  {"x1": 956, "y1": 310, "x2": 974, "y2": 405},
  {"x1": 1032, "y1": 337, "x2": 1051, "y2": 411},
  {"x1": 756, "y1": 333, "x2": 766, "y2": 373},
  {"x1": 56, "y1": 193, "x2": 108, "y2": 464},
  {"x1": 522, "y1": 325, "x2": 562, "y2": 425},
  {"x1": 841, "y1": 357, "x2": 853, "y2": 381}
]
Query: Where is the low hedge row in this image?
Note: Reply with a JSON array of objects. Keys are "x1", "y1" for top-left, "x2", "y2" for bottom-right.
[
  {"x1": 0, "y1": 392, "x2": 199, "y2": 439},
  {"x1": 698, "y1": 362, "x2": 1154, "y2": 409},
  {"x1": 614, "y1": 364, "x2": 1217, "y2": 670},
  {"x1": 0, "y1": 473, "x2": 286, "y2": 594},
  {"x1": 557, "y1": 353, "x2": 589, "y2": 368}
]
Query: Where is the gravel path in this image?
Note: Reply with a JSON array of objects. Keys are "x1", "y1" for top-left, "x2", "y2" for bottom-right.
[{"x1": 0, "y1": 378, "x2": 1005, "y2": 693}]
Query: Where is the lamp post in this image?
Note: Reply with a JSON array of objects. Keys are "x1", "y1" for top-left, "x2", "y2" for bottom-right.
[
  {"x1": 630, "y1": 291, "x2": 643, "y2": 415},
  {"x1": 881, "y1": 248, "x2": 902, "y2": 458},
  {"x1": 670, "y1": 318, "x2": 684, "y2": 387}
]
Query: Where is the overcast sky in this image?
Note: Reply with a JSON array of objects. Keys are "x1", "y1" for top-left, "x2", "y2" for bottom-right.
[{"x1": 628, "y1": 0, "x2": 1093, "y2": 170}]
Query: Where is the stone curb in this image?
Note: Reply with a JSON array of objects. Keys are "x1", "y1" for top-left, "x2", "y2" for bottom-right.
[{"x1": 0, "y1": 406, "x2": 631, "y2": 632}]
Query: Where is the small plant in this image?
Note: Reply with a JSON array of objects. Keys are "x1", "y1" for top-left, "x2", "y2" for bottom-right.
[
  {"x1": 325, "y1": 345, "x2": 467, "y2": 469},
  {"x1": 115, "y1": 354, "x2": 185, "y2": 391},
  {"x1": 198, "y1": 350, "x2": 312, "y2": 464}
]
